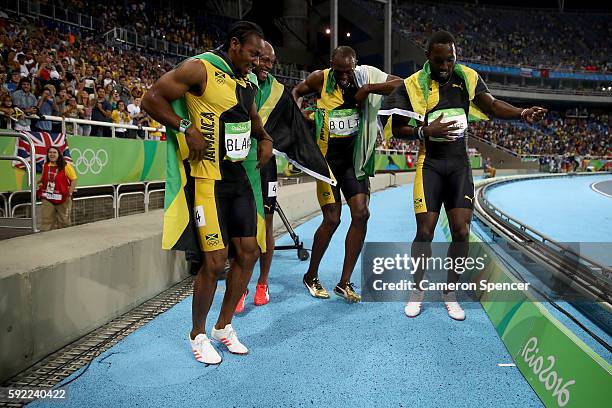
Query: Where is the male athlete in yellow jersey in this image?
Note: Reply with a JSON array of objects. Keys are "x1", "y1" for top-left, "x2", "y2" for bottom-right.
[
  {"x1": 143, "y1": 21, "x2": 273, "y2": 364},
  {"x1": 381, "y1": 31, "x2": 546, "y2": 320},
  {"x1": 292, "y1": 46, "x2": 402, "y2": 303}
]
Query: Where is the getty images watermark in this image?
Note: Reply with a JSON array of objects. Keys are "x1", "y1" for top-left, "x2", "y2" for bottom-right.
[
  {"x1": 361, "y1": 242, "x2": 612, "y2": 303},
  {"x1": 359, "y1": 242, "x2": 610, "y2": 303},
  {"x1": 361, "y1": 242, "x2": 530, "y2": 302}
]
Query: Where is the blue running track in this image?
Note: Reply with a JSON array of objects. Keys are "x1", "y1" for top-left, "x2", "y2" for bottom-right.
[{"x1": 32, "y1": 184, "x2": 542, "y2": 408}]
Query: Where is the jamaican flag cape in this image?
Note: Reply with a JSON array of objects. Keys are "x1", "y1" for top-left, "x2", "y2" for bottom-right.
[
  {"x1": 312, "y1": 65, "x2": 389, "y2": 181},
  {"x1": 256, "y1": 73, "x2": 335, "y2": 185},
  {"x1": 378, "y1": 61, "x2": 489, "y2": 132},
  {"x1": 162, "y1": 52, "x2": 266, "y2": 253}
]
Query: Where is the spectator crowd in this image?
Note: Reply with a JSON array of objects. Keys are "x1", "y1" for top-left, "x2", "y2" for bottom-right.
[
  {"x1": 358, "y1": 0, "x2": 611, "y2": 73},
  {"x1": 470, "y1": 111, "x2": 611, "y2": 157},
  {"x1": 1, "y1": 4, "x2": 610, "y2": 161},
  {"x1": 0, "y1": 14, "x2": 174, "y2": 138}
]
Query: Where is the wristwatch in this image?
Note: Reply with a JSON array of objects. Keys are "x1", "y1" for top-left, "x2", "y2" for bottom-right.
[{"x1": 178, "y1": 119, "x2": 192, "y2": 133}]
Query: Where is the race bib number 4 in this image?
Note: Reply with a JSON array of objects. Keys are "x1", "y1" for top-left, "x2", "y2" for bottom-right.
[
  {"x1": 427, "y1": 108, "x2": 468, "y2": 142},
  {"x1": 225, "y1": 121, "x2": 251, "y2": 161},
  {"x1": 328, "y1": 109, "x2": 359, "y2": 137},
  {"x1": 268, "y1": 181, "x2": 278, "y2": 197}
]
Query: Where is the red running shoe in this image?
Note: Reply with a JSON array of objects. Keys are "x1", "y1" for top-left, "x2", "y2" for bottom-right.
[
  {"x1": 235, "y1": 289, "x2": 248, "y2": 314},
  {"x1": 254, "y1": 284, "x2": 269, "y2": 306}
]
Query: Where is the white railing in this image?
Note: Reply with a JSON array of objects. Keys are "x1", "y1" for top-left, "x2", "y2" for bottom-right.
[
  {"x1": 2, "y1": 113, "x2": 166, "y2": 140},
  {"x1": 4, "y1": 181, "x2": 165, "y2": 226},
  {"x1": 0, "y1": 131, "x2": 38, "y2": 231},
  {"x1": 4, "y1": 0, "x2": 101, "y2": 30},
  {"x1": 103, "y1": 28, "x2": 202, "y2": 58}
]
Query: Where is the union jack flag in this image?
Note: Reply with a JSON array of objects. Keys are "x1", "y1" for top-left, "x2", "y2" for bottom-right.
[{"x1": 12, "y1": 131, "x2": 72, "y2": 173}]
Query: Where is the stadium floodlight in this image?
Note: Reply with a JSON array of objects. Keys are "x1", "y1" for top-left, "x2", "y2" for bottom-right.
[
  {"x1": 325, "y1": 28, "x2": 331, "y2": 35},
  {"x1": 346, "y1": 32, "x2": 351, "y2": 37}
]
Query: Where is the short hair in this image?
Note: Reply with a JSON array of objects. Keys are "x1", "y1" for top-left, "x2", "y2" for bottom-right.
[
  {"x1": 427, "y1": 31, "x2": 455, "y2": 52},
  {"x1": 331, "y1": 46, "x2": 356, "y2": 60},
  {"x1": 18, "y1": 78, "x2": 30, "y2": 88},
  {"x1": 223, "y1": 21, "x2": 264, "y2": 51}
]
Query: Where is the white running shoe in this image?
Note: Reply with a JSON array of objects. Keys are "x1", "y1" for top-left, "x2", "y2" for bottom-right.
[
  {"x1": 404, "y1": 290, "x2": 425, "y2": 318},
  {"x1": 211, "y1": 324, "x2": 249, "y2": 355},
  {"x1": 189, "y1": 333, "x2": 222, "y2": 365},
  {"x1": 443, "y1": 292, "x2": 466, "y2": 321}
]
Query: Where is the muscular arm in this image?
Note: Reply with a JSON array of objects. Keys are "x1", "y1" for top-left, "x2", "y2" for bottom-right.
[
  {"x1": 142, "y1": 59, "x2": 208, "y2": 161},
  {"x1": 474, "y1": 92, "x2": 547, "y2": 122},
  {"x1": 391, "y1": 115, "x2": 418, "y2": 140},
  {"x1": 355, "y1": 74, "x2": 403, "y2": 103},
  {"x1": 291, "y1": 70, "x2": 324, "y2": 104},
  {"x1": 362, "y1": 74, "x2": 403, "y2": 96},
  {"x1": 141, "y1": 59, "x2": 206, "y2": 131}
]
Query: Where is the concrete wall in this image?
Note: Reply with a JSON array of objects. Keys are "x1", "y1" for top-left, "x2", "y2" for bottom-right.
[
  {"x1": 0, "y1": 172, "x2": 417, "y2": 382},
  {"x1": 0, "y1": 212, "x2": 188, "y2": 382}
]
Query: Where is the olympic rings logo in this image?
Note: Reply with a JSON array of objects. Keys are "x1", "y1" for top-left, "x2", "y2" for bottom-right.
[{"x1": 71, "y1": 148, "x2": 109, "y2": 175}]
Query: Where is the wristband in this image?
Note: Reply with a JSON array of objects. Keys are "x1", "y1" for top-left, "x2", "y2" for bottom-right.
[
  {"x1": 521, "y1": 109, "x2": 529, "y2": 120},
  {"x1": 417, "y1": 126, "x2": 425, "y2": 141},
  {"x1": 178, "y1": 118, "x2": 191, "y2": 133}
]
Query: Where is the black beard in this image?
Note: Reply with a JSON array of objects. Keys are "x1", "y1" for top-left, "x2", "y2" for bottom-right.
[{"x1": 431, "y1": 70, "x2": 452, "y2": 84}]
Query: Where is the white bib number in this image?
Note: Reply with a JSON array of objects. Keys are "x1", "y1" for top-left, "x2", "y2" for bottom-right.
[
  {"x1": 328, "y1": 109, "x2": 359, "y2": 137},
  {"x1": 268, "y1": 181, "x2": 278, "y2": 197},
  {"x1": 427, "y1": 108, "x2": 468, "y2": 142},
  {"x1": 225, "y1": 121, "x2": 251, "y2": 161},
  {"x1": 194, "y1": 205, "x2": 206, "y2": 227}
]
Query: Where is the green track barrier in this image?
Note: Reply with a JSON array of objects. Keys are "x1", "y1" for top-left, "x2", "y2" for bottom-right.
[
  {"x1": 438, "y1": 180, "x2": 611, "y2": 408},
  {"x1": 1, "y1": 136, "x2": 485, "y2": 191}
]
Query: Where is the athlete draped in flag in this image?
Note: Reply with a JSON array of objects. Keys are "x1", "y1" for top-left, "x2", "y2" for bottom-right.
[
  {"x1": 380, "y1": 31, "x2": 546, "y2": 320},
  {"x1": 292, "y1": 46, "x2": 403, "y2": 303},
  {"x1": 235, "y1": 41, "x2": 334, "y2": 311},
  {"x1": 142, "y1": 21, "x2": 273, "y2": 364}
]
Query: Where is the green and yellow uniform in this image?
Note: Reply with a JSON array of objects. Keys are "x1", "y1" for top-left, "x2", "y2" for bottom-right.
[
  {"x1": 381, "y1": 62, "x2": 489, "y2": 214},
  {"x1": 163, "y1": 51, "x2": 266, "y2": 253},
  {"x1": 314, "y1": 68, "x2": 372, "y2": 207}
]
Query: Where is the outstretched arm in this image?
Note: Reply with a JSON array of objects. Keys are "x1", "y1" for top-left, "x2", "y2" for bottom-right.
[{"x1": 474, "y1": 92, "x2": 547, "y2": 123}]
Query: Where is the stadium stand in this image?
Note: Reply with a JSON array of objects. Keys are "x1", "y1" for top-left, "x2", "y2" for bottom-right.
[
  {"x1": 388, "y1": 1, "x2": 611, "y2": 73},
  {"x1": 470, "y1": 111, "x2": 611, "y2": 157},
  {"x1": 0, "y1": 2, "x2": 609, "y2": 160}
]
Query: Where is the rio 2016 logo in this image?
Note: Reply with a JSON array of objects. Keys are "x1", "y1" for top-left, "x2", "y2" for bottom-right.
[
  {"x1": 71, "y1": 148, "x2": 109, "y2": 175},
  {"x1": 521, "y1": 336, "x2": 575, "y2": 406}
]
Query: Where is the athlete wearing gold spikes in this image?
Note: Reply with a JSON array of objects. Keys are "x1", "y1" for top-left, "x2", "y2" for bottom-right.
[{"x1": 292, "y1": 46, "x2": 403, "y2": 303}]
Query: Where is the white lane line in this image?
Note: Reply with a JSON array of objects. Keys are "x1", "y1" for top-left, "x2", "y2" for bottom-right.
[
  {"x1": 590, "y1": 181, "x2": 612, "y2": 198},
  {"x1": 497, "y1": 363, "x2": 516, "y2": 367}
]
